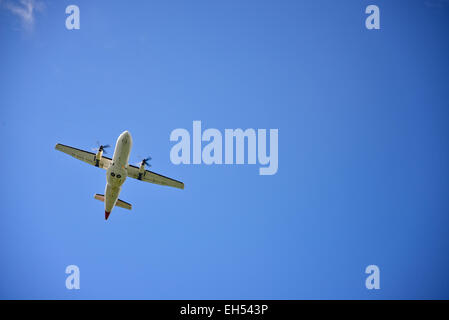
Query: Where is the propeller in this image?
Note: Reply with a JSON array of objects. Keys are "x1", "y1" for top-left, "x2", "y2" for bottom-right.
[
  {"x1": 139, "y1": 156, "x2": 152, "y2": 168},
  {"x1": 93, "y1": 141, "x2": 110, "y2": 154}
]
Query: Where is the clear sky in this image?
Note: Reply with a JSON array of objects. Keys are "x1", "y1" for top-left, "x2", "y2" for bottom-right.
[{"x1": 1, "y1": 0, "x2": 448, "y2": 299}]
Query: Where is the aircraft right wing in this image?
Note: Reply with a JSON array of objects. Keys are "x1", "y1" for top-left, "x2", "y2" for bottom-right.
[{"x1": 55, "y1": 143, "x2": 112, "y2": 169}]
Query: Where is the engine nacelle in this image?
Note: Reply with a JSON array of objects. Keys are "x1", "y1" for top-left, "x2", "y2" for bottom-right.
[
  {"x1": 136, "y1": 162, "x2": 146, "y2": 180},
  {"x1": 137, "y1": 157, "x2": 151, "y2": 180},
  {"x1": 95, "y1": 150, "x2": 103, "y2": 167}
]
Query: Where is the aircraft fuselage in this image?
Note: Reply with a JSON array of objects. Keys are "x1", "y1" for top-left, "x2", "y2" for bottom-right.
[{"x1": 104, "y1": 131, "x2": 132, "y2": 218}]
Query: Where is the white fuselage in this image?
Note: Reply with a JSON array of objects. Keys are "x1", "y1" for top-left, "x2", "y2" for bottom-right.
[{"x1": 104, "y1": 131, "x2": 132, "y2": 213}]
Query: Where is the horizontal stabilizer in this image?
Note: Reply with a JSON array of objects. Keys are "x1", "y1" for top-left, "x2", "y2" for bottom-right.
[{"x1": 94, "y1": 194, "x2": 132, "y2": 210}]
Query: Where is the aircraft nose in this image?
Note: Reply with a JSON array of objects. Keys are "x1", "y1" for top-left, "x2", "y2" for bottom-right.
[
  {"x1": 121, "y1": 130, "x2": 132, "y2": 145},
  {"x1": 121, "y1": 131, "x2": 132, "y2": 140}
]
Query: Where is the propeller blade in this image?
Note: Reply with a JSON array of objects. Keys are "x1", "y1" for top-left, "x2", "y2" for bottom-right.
[
  {"x1": 136, "y1": 156, "x2": 152, "y2": 168},
  {"x1": 94, "y1": 142, "x2": 111, "y2": 154}
]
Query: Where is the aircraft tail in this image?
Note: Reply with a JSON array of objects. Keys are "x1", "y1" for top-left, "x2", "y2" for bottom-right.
[{"x1": 94, "y1": 194, "x2": 132, "y2": 210}]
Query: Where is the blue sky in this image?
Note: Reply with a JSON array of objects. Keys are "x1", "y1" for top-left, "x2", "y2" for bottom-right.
[{"x1": 0, "y1": 0, "x2": 448, "y2": 299}]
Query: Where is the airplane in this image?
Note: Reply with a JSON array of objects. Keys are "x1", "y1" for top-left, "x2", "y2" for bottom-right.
[{"x1": 55, "y1": 130, "x2": 184, "y2": 220}]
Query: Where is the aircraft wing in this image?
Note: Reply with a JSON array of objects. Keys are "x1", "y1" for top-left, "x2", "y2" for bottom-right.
[
  {"x1": 126, "y1": 165, "x2": 184, "y2": 189},
  {"x1": 55, "y1": 143, "x2": 112, "y2": 169}
]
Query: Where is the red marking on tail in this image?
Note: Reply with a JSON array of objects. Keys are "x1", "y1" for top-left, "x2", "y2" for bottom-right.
[{"x1": 105, "y1": 211, "x2": 111, "y2": 220}]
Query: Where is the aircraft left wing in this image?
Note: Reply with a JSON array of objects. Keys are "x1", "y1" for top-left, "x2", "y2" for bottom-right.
[
  {"x1": 126, "y1": 165, "x2": 184, "y2": 189},
  {"x1": 55, "y1": 143, "x2": 112, "y2": 169}
]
